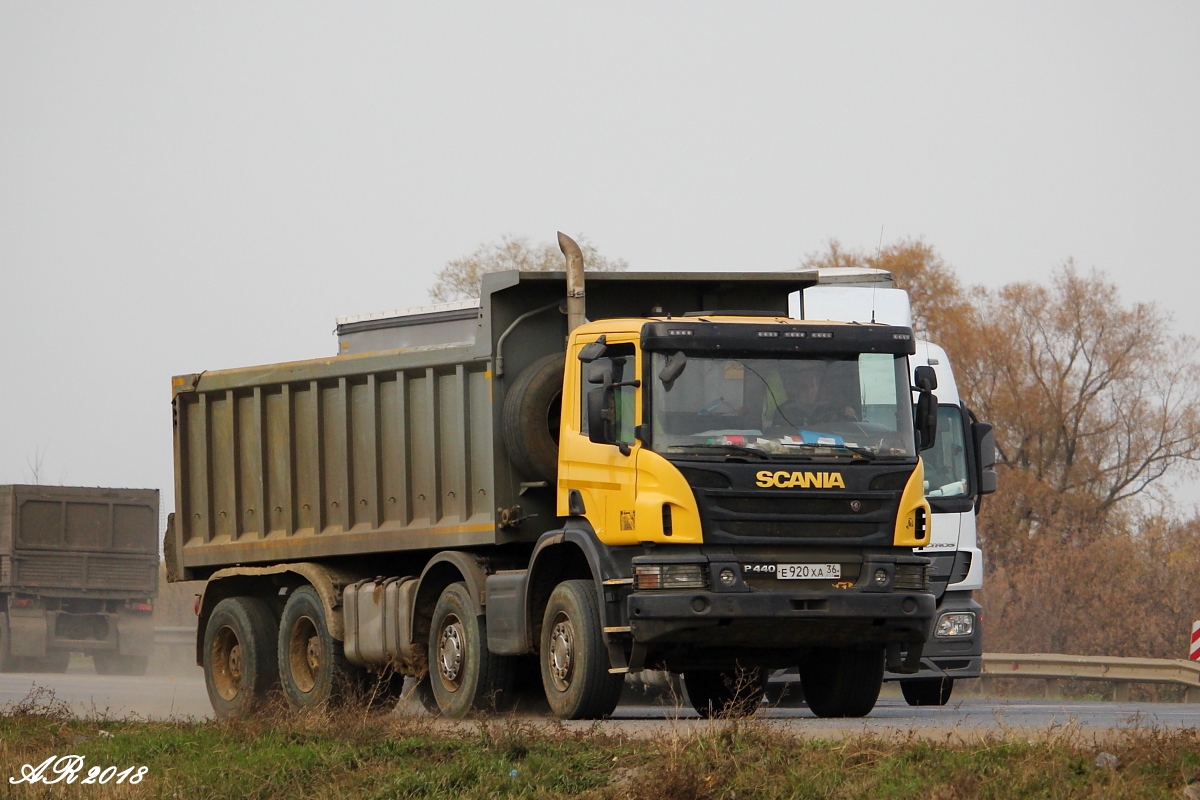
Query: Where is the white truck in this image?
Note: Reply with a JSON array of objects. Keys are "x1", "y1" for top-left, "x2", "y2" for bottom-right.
[{"x1": 788, "y1": 269, "x2": 996, "y2": 706}]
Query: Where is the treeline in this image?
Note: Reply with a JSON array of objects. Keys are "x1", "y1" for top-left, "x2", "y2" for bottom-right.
[{"x1": 804, "y1": 241, "x2": 1200, "y2": 658}]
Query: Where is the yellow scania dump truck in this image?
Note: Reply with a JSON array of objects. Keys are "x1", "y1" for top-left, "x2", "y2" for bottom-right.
[{"x1": 167, "y1": 235, "x2": 938, "y2": 719}]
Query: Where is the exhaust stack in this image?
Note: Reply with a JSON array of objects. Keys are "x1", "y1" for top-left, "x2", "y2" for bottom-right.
[{"x1": 558, "y1": 231, "x2": 586, "y2": 333}]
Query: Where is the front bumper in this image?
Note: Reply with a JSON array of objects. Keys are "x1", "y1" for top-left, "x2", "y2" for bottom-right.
[
  {"x1": 628, "y1": 588, "x2": 935, "y2": 649},
  {"x1": 884, "y1": 591, "x2": 982, "y2": 681}
]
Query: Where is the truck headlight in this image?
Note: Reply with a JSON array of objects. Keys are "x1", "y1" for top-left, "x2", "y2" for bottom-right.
[
  {"x1": 935, "y1": 612, "x2": 975, "y2": 637},
  {"x1": 634, "y1": 564, "x2": 708, "y2": 590}
]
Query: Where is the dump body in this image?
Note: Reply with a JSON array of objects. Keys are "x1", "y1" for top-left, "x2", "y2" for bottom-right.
[
  {"x1": 0, "y1": 485, "x2": 158, "y2": 671},
  {"x1": 169, "y1": 271, "x2": 816, "y2": 581},
  {"x1": 0, "y1": 485, "x2": 158, "y2": 595}
]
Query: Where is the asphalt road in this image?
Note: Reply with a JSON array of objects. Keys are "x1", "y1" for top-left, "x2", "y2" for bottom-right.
[{"x1": 2, "y1": 668, "x2": 1198, "y2": 735}]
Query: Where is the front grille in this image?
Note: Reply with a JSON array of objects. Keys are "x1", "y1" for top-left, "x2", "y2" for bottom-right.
[
  {"x1": 894, "y1": 564, "x2": 929, "y2": 592},
  {"x1": 717, "y1": 497, "x2": 886, "y2": 515},
  {"x1": 721, "y1": 520, "x2": 880, "y2": 538}
]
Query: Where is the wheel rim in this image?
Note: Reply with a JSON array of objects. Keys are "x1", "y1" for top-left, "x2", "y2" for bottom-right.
[
  {"x1": 436, "y1": 614, "x2": 465, "y2": 693},
  {"x1": 288, "y1": 615, "x2": 320, "y2": 694},
  {"x1": 547, "y1": 612, "x2": 575, "y2": 692},
  {"x1": 211, "y1": 625, "x2": 243, "y2": 701}
]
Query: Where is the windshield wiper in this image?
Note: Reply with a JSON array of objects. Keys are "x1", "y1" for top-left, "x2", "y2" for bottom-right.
[
  {"x1": 668, "y1": 444, "x2": 769, "y2": 460},
  {"x1": 779, "y1": 442, "x2": 879, "y2": 460}
]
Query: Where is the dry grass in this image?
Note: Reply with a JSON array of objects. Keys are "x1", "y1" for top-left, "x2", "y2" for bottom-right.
[{"x1": 1, "y1": 688, "x2": 1199, "y2": 799}]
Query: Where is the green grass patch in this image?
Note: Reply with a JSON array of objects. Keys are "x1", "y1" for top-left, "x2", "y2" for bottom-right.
[{"x1": 1, "y1": 688, "x2": 1199, "y2": 799}]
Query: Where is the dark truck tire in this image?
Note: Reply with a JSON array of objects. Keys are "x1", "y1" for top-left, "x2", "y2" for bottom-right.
[
  {"x1": 901, "y1": 677, "x2": 954, "y2": 706},
  {"x1": 278, "y1": 586, "x2": 362, "y2": 710},
  {"x1": 502, "y1": 353, "x2": 564, "y2": 482},
  {"x1": 94, "y1": 653, "x2": 149, "y2": 676},
  {"x1": 540, "y1": 580, "x2": 623, "y2": 720},
  {"x1": 683, "y1": 667, "x2": 768, "y2": 718},
  {"x1": 428, "y1": 582, "x2": 514, "y2": 717},
  {"x1": 800, "y1": 647, "x2": 885, "y2": 718},
  {"x1": 204, "y1": 597, "x2": 279, "y2": 718},
  {"x1": 408, "y1": 675, "x2": 442, "y2": 715}
]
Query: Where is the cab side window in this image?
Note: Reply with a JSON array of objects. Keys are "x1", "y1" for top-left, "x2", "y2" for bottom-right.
[{"x1": 580, "y1": 343, "x2": 637, "y2": 443}]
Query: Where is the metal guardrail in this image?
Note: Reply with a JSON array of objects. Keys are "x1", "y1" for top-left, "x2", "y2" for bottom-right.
[
  {"x1": 147, "y1": 629, "x2": 1200, "y2": 703},
  {"x1": 982, "y1": 652, "x2": 1200, "y2": 702}
]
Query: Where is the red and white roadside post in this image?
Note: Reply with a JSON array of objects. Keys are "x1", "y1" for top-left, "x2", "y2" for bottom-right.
[{"x1": 1188, "y1": 621, "x2": 1200, "y2": 703}]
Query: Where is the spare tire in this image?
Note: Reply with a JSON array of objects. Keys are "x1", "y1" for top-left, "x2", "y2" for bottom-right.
[{"x1": 502, "y1": 353, "x2": 564, "y2": 482}]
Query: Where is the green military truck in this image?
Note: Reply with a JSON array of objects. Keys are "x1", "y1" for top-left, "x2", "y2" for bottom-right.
[{"x1": 0, "y1": 485, "x2": 159, "y2": 674}]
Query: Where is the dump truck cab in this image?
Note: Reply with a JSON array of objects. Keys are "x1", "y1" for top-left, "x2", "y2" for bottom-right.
[{"x1": 551, "y1": 315, "x2": 936, "y2": 713}]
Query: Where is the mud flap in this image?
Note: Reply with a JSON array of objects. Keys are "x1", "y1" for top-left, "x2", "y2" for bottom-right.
[
  {"x1": 117, "y1": 612, "x2": 155, "y2": 657},
  {"x1": 8, "y1": 613, "x2": 47, "y2": 658}
]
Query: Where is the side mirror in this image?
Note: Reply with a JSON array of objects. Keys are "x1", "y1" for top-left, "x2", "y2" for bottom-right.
[
  {"x1": 658, "y1": 351, "x2": 687, "y2": 391},
  {"x1": 916, "y1": 390, "x2": 937, "y2": 451},
  {"x1": 587, "y1": 359, "x2": 614, "y2": 385},
  {"x1": 914, "y1": 365, "x2": 938, "y2": 392},
  {"x1": 971, "y1": 421, "x2": 998, "y2": 495},
  {"x1": 587, "y1": 386, "x2": 616, "y2": 446},
  {"x1": 578, "y1": 335, "x2": 607, "y2": 363}
]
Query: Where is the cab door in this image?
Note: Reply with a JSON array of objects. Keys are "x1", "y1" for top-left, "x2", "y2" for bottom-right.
[{"x1": 559, "y1": 337, "x2": 643, "y2": 545}]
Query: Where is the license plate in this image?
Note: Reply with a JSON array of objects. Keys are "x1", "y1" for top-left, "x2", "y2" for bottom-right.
[{"x1": 778, "y1": 563, "x2": 841, "y2": 580}]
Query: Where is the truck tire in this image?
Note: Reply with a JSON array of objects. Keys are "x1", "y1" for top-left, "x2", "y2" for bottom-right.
[
  {"x1": 94, "y1": 653, "x2": 149, "y2": 676},
  {"x1": 0, "y1": 613, "x2": 13, "y2": 673},
  {"x1": 501, "y1": 353, "x2": 564, "y2": 482},
  {"x1": 539, "y1": 579, "x2": 623, "y2": 720},
  {"x1": 901, "y1": 677, "x2": 954, "y2": 706},
  {"x1": 683, "y1": 667, "x2": 768, "y2": 718},
  {"x1": 204, "y1": 597, "x2": 279, "y2": 718},
  {"x1": 800, "y1": 647, "x2": 885, "y2": 718},
  {"x1": 407, "y1": 674, "x2": 441, "y2": 715},
  {"x1": 428, "y1": 582, "x2": 514, "y2": 717},
  {"x1": 278, "y1": 586, "x2": 360, "y2": 710}
]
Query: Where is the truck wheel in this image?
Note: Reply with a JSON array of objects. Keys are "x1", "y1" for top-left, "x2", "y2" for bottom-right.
[
  {"x1": 0, "y1": 613, "x2": 13, "y2": 672},
  {"x1": 407, "y1": 674, "x2": 442, "y2": 715},
  {"x1": 901, "y1": 677, "x2": 954, "y2": 706},
  {"x1": 682, "y1": 667, "x2": 768, "y2": 718},
  {"x1": 428, "y1": 582, "x2": 514, "y2": 717},
  {"x1": 278, "y1": 586, "x2": 358, "y2": 710},
  {"x1": 501, "y1": 353, "x2": 564, "y2": 482},
  {"x1": 203, "y1": 597, "x2": 279, "y2": 718},
  {"x1": 800, "y1": 647, "x2": 884, "y2": 718},
  {"x1": 539, "y1": 579, "x2": 623, "y2": 720}
]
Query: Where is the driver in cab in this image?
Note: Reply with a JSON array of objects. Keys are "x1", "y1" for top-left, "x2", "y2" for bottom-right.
[{"x1": 769, "y1": 363, "x2": 858, "y2": 432}]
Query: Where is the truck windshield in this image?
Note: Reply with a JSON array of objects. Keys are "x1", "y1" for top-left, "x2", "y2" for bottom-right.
[
  {"x1": 923, "y1": 405, "x2": 970, "y2": 498},
  {"x1": 649, "y1": 352, "x2": 917, "y2": 459}
]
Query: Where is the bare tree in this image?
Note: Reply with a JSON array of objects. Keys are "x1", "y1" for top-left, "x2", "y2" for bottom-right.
[
  {"x1": 429, "y1": 233, "x2": 628, "y2": 303},
  {"x1": 24, "y1": 446, "x2": 46, "y2": 485},
  {"x1": 801, "y1": 237, "x2": 972, "y2": 343}
]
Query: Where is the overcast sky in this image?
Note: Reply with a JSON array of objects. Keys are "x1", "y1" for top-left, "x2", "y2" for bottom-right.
[{"x1": 2, "y1": 3, "x2": 1198, "y2": 518}]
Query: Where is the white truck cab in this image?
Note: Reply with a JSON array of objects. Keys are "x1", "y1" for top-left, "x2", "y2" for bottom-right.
[{"x1": 790, "y1": 273, "x2": 997, "y2": 706}]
